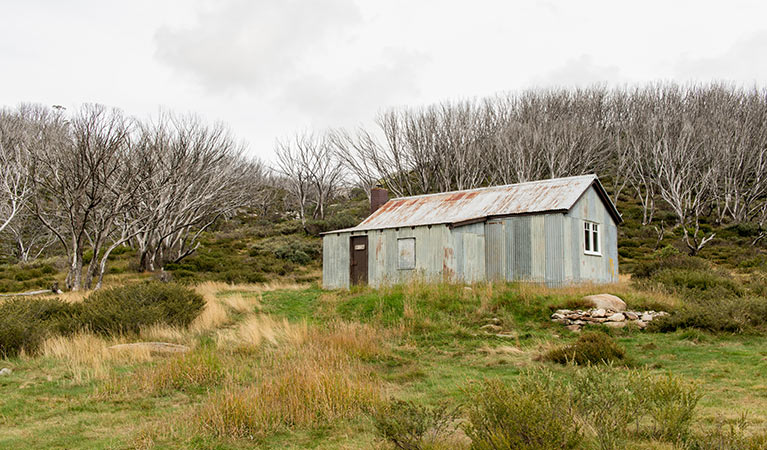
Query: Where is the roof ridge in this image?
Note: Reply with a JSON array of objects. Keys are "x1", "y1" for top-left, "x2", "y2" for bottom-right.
[{"x1": 387, "y1": 174, "x2": 597, "y2": 202}]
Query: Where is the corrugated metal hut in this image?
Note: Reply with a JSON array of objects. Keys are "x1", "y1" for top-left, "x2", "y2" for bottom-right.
[{"x1": 322, "y1": 174, "x2": 621, "y2": 289}]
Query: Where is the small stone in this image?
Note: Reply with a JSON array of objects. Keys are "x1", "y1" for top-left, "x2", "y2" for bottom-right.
[
  {"x1": 591, "y1": 308, "x2": 607, "y2": 318},
  {"x1": 641, "y1": 314, "x2": 653, "y2": 321},
  {"x1": 586, "y1": 317, "x2": 608, "y2": 323},
  {"x1": 635, "y1": 320, "x2": 647, "y2": 329},
  {"x1": 555, "y1": 309, "x2": 572, "y2": 315},
  {"x1": 604, "y1": 321, "x2": 626, "y2": 328},
  {"x1": 607, "y1": 313, "x2": 625, "y2": 322},
  {"x1": 624, "y1": 311, "x2": 638, "y2": 320},
  {"x1": 565, "y1": 325, "x2": 582, "y2": 332},
  {"x1": 573, "y1": 320, "x2": 586, "y2": 325},
  {"x1": 551, "y1": 313, "x2": 565, "y2": 320},
  {"x1": 0, "y1": 368, "x2": 12, "y2": 376}
]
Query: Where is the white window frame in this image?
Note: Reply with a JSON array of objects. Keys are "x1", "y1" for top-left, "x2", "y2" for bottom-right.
[
  {"x1": 397, "y1": 237, "x2": 416, "y2": 270},
  {"x1": 584, "y1": 221, "x2": 601, "y2": 256}
]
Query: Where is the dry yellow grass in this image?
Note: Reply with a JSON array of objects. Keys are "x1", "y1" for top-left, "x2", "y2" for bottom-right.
[
  {"x1": 41, "y1": 333, "x2": 152, "y2": 382},
  {"x1": 216, "y1": 314, "x2": 308, "y2": 351},
  {"x1": 314, "y1": 321, "x2": 387, "y2": 359},
  {"x1": 220, "y1": 292, "x2": 257, "y2": 313},
  {"x1": 196, "y1": 343, "x2": 381, "y2": 439},
  {"x1": 139, "y1": 324, "x2": 190, "y2": 344},
  {"x1": 190, "y1": 298, "x2": 230, "y2": 333}
]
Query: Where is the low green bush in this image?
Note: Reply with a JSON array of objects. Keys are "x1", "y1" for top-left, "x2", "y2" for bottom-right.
[
  {"x1": 633, "y1": 254, "x2": 710, "y2": 279},
  {"x1": 465, "y1": 368, "x2": 702, "y2": 450},
  {"x1": 79, "y1": 282, "x2": 205, "y2": 335},
  {"x1": 465, "y1": 375, "x2": 582, "y2": 450},
  {"x1": 0, "y1": 297, "x2": 78, "y2": 357},
  {"x1": 371, "y1": 399, "x2": 459, "y2": 450},
  {"x1": 544, "y1": 332, "x2": 626, "y2": 366},
  {"x1": 650, "y1": 296, "x2": 767, "y2": 334}
]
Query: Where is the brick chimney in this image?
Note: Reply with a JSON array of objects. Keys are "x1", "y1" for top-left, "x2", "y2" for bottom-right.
[{"x1": 370, "y1": 185, "x2": 388, "y2": 214}]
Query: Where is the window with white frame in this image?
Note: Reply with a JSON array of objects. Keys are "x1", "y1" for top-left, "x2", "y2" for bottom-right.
[{"x1": 584, "y1": 221, "x2": 600, "y2": 255}]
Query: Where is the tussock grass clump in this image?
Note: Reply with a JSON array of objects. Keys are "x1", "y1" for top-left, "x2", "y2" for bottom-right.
[
  {"x1": 42, "y1": 332, "x2": 153, "y2": 382},
  {"x1": 134, "y1": 347, "x2": 223, "y2": 395},
  {"x1": 196, "y1": 344, "x2": 381, "y2": 439},
  {"x1": 544, "y1": 332, "x2": 626, "y2": 366},
  {"x1": 215, "y1": 314, "x2": 307, "y2": 351},
  {"x1": 190, "y1": 298, "x2": 230, "y2": 333}
]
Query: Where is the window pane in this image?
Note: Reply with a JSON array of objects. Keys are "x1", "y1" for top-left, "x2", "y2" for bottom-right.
[
  {"x1": 398, "y1": 238, "x2": 416, "y2": 269},
  {"x1": 584, "y1": 224, "x2": 591, "y2": 252},
  {"x1": 593, "y1": 227, "x2": 599, "y2": 253}
]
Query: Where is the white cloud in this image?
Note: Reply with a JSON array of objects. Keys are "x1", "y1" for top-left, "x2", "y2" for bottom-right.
[
  {"x1": 155, "y1": 0, "x2": 362, "y2": 93},
  {"x1": 674, "y1": 30, "x2": 767, "y2": 84}
]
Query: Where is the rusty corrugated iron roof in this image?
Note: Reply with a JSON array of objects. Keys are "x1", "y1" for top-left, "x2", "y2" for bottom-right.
[{"x1": 326, "y1": 174, "x2": 621, "y2": 234}]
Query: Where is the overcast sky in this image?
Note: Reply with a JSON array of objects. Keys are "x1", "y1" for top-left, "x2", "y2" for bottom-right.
[{"x1": 1, "y1": 0, "x2": 766, "y2": 160}]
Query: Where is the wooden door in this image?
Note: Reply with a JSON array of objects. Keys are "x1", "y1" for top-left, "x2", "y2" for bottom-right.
[{"x1": 350, "y1": 235, "x2": 368, "y2": 286}]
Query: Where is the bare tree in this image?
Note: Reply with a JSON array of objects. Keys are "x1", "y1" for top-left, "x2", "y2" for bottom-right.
[
  {"x1": 0, "y1": 109, "x2": 31, "y2": 234},
  {"x1": 130, "y1": 113, "x2": 256, "y2": 272},
  {"x1": 30, "y1": 104, "x2": 133, "y2": 290}
]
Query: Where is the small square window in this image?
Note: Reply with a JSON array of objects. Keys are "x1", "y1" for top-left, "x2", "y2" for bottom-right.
[
  {"x1": 398, "y1": 238, "x2": 416, "y2": 270},
  {"x1": 584, "y1": 221, "x2": 601, "y2": 256}
]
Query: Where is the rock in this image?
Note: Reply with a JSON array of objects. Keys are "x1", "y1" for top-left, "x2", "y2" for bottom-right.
[
  {"x1": 585, "y1": 317, "x2": 608, "y2": 323},
  {"x1": 607, "y1": 313, "x2": 625, "y2": 322},
  {"x1": 555, "y1": 309, "x2": 572, "y2": 315},
  {"x1": 480, "y1": 324, "x2": 502, "y2": 333},
  {"x1": 565, "y1": 325, "x2": 582, "y2": 332},
  {"x1": 591, "y1": 308, "x2": 607, "y2": 318},
  {"x1": 572, "y1": 320, "x2": 586, "y2": 325},
  {"x1": 624, "y1": 311, "x2": 638, "y2": 320},
  {"x1": 0, "y1": 368, "x2": 12, "y2": 376},
  {"x1": 641, "y1": 313, "x2": 653, "y2": 322},
  {"x1": 634, "y1": 320, "x2": 647, "y2": 329},
  {"x1": 604, "y1": 321, "x2": 626, "y2": 328},
  {"x1": 583, "y1": 294, "x2": 626, "y2": 312},
  {"x1": 108, "y1": 342, "x2": 190, "y2": 355},
  {"x1": 551, "y1": 313, "x2": 565, "y2": 320}
]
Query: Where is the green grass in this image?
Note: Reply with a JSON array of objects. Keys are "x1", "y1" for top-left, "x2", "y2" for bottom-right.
[{"x1": 2, "y1": 280, "x2": 767, "y2": 448}]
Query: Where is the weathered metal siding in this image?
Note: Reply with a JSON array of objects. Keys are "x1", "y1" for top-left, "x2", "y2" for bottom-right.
[
  {"x1": 485, "y1": 221, "x2": 505, "y2": 281},
  {"x1": 492, "y1": 213, "x2": 567, "y2": 286},
  {"x1": 322, "y1": 232, "x2": 351, "y2": 289},
  {"x1": 545, "y1": 213, "x2": 565, "y2": 286},
  {"x1": 565, "y1": 186, "x2": 619, "y2": 283},
  {"x1": 452, "y1": 222, "x2": 485, "y2": 283}
]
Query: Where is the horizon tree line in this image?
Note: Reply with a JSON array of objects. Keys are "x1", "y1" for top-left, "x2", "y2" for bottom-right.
[{"x1": 2, "y1": 83, "x2": 767, "y2": 290}]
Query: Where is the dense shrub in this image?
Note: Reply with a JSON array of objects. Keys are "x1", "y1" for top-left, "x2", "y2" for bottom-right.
[
  {"x1": 0, "y1": 297, "x2": 78, "y2": 357},
  {"x1": 633, "y1": 254, "x2": 710, "y2": 279},
  {"x1": 371, "y1": 400, "x2": 459, "y2": 450},
  {"x1": 80, "y1": 282, "x2": 205, "y2": 335},
  {"x1": 544, "y1": 332, "x2": 626, "y2": 366},
  {"x1": 650, "y1": 296, "x2": 767, "y2": 333},
  {"x1": 465, "y1": 368, "x2": 702, "y2": 450},
  {"x1": 465, "y1": 376, "x2": 582, "y2": 450},
  {"x1": 651, "y1": 269, "x2": 744, "y2": 299}
]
